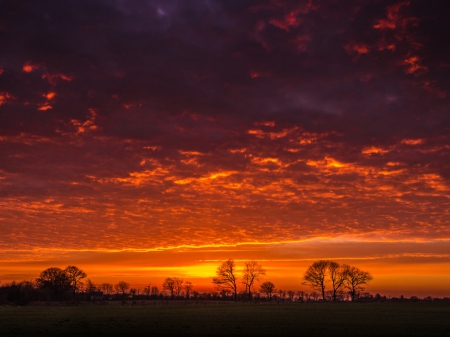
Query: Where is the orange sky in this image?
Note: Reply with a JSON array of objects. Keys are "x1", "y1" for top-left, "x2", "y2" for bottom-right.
[
  {"x1": 1, "y1": 0, "x2": 450, "y2": 297},
  {"x1": 2, "y1": 239, "x2": 450, "y2": 297}
]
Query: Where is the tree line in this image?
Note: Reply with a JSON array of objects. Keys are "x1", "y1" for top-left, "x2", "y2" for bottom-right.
[
  {"x1": 301, "y1": 260, "x2": 373, "y2": 301},
  {"x1": 210, "y1": 259, "x2": 373, "y2": 302},
  {"x1": 8, "y1": 259, "x2": 446, "y2": 304}
]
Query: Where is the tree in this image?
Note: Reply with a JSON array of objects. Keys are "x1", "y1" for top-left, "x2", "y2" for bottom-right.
[
  {"x1": 297, "y1": 291, "x2": 305, "y2": 302},
  {"x1": 36, "y1": 267, "x2": 70, "y2": 300},
  {"x1": 310, "y1": 291, "x2": 319, "y2": 301},
  {"x1": 64, "y1": 265, "x2": 87, "y2": 300},
  {"x1": 212, "y1": 259, "x2": 238, "y2": 301},
  {"x1": 287, "y1": 290, "x2": 295, "y2": 301},
  {"x1": 328, "y1": 261, "x2": 347, "y2": 302},
  {"x1": 302, "y1": 260, "x2": 329, "y2": 300},
  {"x1": 151, "y1": 286, "x2": 159, "y2": 296},
  {"x1": 100, "y1": 283, "x2": 113, "y2": 295},
  {"x1": 343, "y1": 265, "x2": 373, "y2": 301},
  {"x1": 0, "y1": 280, "x2": 37, "y2": 304},
  {"x1": 174, "y1": 278, "x2": 184, "y2": 297},
  {"x1": 162, "y1": 278, "x2": 175, "y2": 297},
  {"x1": 115, "y1": 281, "x2": 130, "y2": 298},
  {"x1": 85, "y1": 279, "x2": 96, "y2": 294},
  {"x1": 162, "y1": 277, "x2": 184, "y2": 298},
  {"x1": 184, "y1": 281, "x2": 193, "y2": 299},
  {"x1": 259, "y1": 281, "x2": 275, "y2": 301},
  {"x1": 242, "y1": 261, "x2": 266, "y2": 300},
  {"x1": 278, "y1": 289, "x2": 286, "y2": 300},
  {"x1": 143, "y1": 283, "x2": 151, "y2": 298},
  {"x1": 220, "y1": 289, "x2": 231, "y2": 299}
]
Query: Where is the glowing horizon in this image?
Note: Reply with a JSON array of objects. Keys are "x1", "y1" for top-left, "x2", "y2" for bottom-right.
[{"x1": 2, "y1": 238, "x2": 450, "y2": 297}]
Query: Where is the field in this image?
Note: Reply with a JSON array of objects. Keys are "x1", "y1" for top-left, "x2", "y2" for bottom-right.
[{"x1": 1, "y1": 301, "x2": 450, "y2": 336}]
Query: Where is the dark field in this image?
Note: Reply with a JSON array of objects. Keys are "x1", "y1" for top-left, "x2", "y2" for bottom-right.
[{"x1": 1, "y1": 302, "x2": 450, "y2": 336}]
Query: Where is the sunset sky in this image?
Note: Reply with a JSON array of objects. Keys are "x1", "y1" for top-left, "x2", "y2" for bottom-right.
[{"x1": 1, "y1": 0, "x2": 449, "y2": 297}]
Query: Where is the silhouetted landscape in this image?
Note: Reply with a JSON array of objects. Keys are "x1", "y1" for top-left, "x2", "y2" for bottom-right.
[
  {"x1": 2, "y1": 260, "x2": 450, "y2": 335},
  {"x1": 2, "y1": 0, "x2": 450, "y2": 335},
  {"x1": 1, "y1": 260, "x2": 448, "y2": 304}
]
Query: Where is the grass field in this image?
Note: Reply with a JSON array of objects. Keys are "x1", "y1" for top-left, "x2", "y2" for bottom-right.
[{"x1": 1, "y1": 302, "x2": 450, "y2": 336}]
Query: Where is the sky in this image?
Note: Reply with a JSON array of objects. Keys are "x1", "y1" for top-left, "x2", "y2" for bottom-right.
[{"x1": 0, "y1": 0, "x2": 449, "y2": 297}]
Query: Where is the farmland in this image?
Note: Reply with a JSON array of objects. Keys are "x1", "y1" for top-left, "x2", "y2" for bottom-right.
[{"x1": 1, "y1": 302, "x2": 450, "y2": 336}]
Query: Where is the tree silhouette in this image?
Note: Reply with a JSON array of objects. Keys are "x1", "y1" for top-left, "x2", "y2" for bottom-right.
[
  {"x1": 162, "y1": 277, "x2": 184, "y2": 298},
  {"x1": 302, "y1": 260, "x2": 329, "y2": 300},
  {"x1": 85, "y1": 279, "x2": 96, "y2": 295},
  {"x1": 259, "y1": 281, "x2": 276, "y2": 301},
  {"x1": 310, "y1": 291, "x2": 319, "y2": 301},
  {"x1": 328, "y1": 261, "x2": 347, "y2": 302},
  {"x1": 212, "y1": 259, "x2": 238, "y2": 301},
  {"x1": 242, "y1": 261, "x2": 266, "y2": 300},
  {"x1": 115, "y1": 281, "x2": 130, "y2": 298},
  {"x1": 184, "y1": 281, "x2": 193, "y2": 299},
  {"x1": 162, "y1": 278, "x2": 175, "y2": 297},
  {"x1": 296, "y1": 291, "x2": 305, "y2": 302},
  {"x1": 143, "y1": 283, "x2": 151, "y2": 299},
  {"x1": 344, "y1": 265, "x2": 373, "y2": 300},
  {"x1": 287, "y1": 290, "x2": 295, "y2": 301},
  {"x1": 64, "y1": 265, "x2": 87, "y2": 300},
  {"x1": 219, "y1": 289, "x2": 231, "y2": 299},
  {"x1": 302, "y1": 261, "x2": 374, "y2": 302},
  {"x1": 100, "y1": 283, "x2": 113, "y2": 295},
  {"x1": 174, "y1": 278, "x2": 184, "y2": 297},
  {"x1": 151, "y1": 286, "x2": 159, "y2": 296},
  {"x1": 36, "y1": 267, "x2": 70, "y2": 300}
]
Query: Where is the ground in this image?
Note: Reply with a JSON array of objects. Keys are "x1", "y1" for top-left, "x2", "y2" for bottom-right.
[{"x1": 1, "y1": 301, "x2": 449, "y2": 336}]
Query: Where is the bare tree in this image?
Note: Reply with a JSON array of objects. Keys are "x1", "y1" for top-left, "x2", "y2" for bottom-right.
[
  {"x1": 328, "y1": 261, "x2": 347, "y2": 302},
  {"x1": 259, "y1": 281, "x2": 275, "y2": 301},
  {"x1": 143, "y1": 283, "x2": 151, "y2": 299},
  {"x1": 162, "y1": 278, "x2": 176, "y2": 298},
  {"x1": 343, "y1": 265, "x2": 373, "y2": 301},
  {"x1": 184, "y1": 281, "x2": 193, "y2": 299},
  {"x1": 296, "y1": 291, "x2": 305, "y2": 302},
  {"x1": 115, "y1": 281, "x2": 130, "y2": 298},
  {"x1": 310, "y1": 291, "x2": 319, "y2": 301},
  {"x1": 64, "y1": 265, "x2": 87, "y2": 300},
  {"x1": 220, "y1": 289, "x2": 231, "y2": 299},
  {"x1": 287, "y1": 290, "x2": 295, "y2": 301},
  {"x1": 85, "y1": 279, "x2": 96, "y2": 294},
  {"x1": 302, "y1": 260, "x2": 329, "y2": 300},
  {"x1": 100, "y1": 283, "x2": 113, "y2": 295},
  {"x1": 242, "y1": 261, "x2": 266, "y2": 300},
  {"x1": 277, "y1": 289, "x2": 286, "y2": 300},
  {"x1": 162, "y1": 277, "x2": 183, "y2": 298},
  {"x1": 151, "y1": 286, "x2": 159, "y2": 296},
  {"x1": 174, "y1": 278, "x2": 184, "y2": 297},
  {"x1": 212, "y1": 259, "x2": 238, "y2": 301},
  {"x1": 325, "y1": 290, "x2": 333, "y2": 301}
]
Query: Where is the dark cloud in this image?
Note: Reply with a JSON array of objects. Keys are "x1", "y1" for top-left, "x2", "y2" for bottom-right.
[{"x1": 1, "y1": 1, "x2": 448, "y2": 136}]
